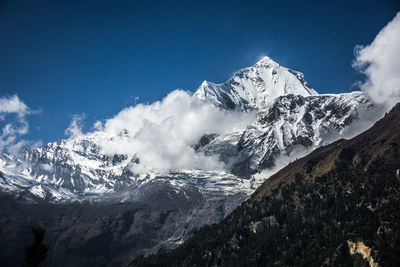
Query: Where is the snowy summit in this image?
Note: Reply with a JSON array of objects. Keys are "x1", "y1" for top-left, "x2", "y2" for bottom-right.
[{"x1": 194, "y1": 56, "x2": 318, "y2": 111}]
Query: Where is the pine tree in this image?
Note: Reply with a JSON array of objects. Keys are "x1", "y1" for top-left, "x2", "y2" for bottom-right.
[{"x1": 22, "y1": 227, "x2": 48, "y2": 267}]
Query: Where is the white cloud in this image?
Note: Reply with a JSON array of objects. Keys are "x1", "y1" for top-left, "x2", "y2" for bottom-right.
[
  {"x1": 90, "y1": 90, "x2": 254, "y2": 174},
  {"x1": 0, "y1": 95, "x2": 39, "y2": 154},
  {"x1": 65, "y1": 113, "x2": 85, "y2": 138},
  {"x1": 0, "y1": 95, "x2": 28, "y2": 117},
  {"x1": 93, "y1": 120, "x2": 104, "y2": 131},
  {"x1": 353, "y1": 12, "x2": 400, "y2": 110}
]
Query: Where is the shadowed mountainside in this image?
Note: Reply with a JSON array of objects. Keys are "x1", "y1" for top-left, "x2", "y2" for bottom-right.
[{"x1": 132, "y1": 103, "x2": 400, "y2": 266}]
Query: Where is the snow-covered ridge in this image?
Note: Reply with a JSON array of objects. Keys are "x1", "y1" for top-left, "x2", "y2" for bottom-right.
[
  {"x1": 0, "y1": 57, "x2": 377, "y2": 202},
  {"x1": 0, "y1": 93, "x2": 374, "y2": 202},
  {"x1": 197, "y1": 91, "x2": 374, "y2": 179},
  {"x1": 194, "y1": 56, "x2": 317, "y2": 111}
]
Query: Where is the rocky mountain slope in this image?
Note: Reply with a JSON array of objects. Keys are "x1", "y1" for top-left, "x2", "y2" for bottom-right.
[
  {"x1": 198, "y1": 91, "x2": 374, "y2": 179},
  {"x1": 133, "y1": 102, "x2": 400, "y2": 267},
  {"x1": 0, "y1": 56, "x2": 380, "y2": 266}
]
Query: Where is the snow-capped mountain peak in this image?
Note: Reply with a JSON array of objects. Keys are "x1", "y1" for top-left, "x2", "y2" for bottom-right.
[
  {"x1": 253, "y1": 55, "x2": 280, "y2": 67},
  {"x1": 194, "y1": 56, "x2": 317, "y2": 111}
]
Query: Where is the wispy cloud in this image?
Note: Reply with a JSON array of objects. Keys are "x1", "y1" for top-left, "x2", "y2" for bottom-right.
[
  {"x1": 65, "y1": 113, "x2": 85, "y2": 138},
  {"x1": 0, "y1": 95, "x2": 29, "y2": 117},
  {"x1": 0, "y1": 95, "x2": 40, "y2": 154},
  {"x1": 353, "y1": 11, "x2": 400, "y2": 110}
]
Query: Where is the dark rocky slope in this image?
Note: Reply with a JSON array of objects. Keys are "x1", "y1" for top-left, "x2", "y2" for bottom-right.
[
  {"x1": 133, "y1": 103, "x2": 400, "y2": 266},
  {"x1": 0, "y1": 183, "x2": 244, "y2": 267}
]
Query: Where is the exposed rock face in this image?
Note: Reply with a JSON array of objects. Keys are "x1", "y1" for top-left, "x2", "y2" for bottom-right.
[
  {"x1": 199, "y1": 92, "x2": 375, "y2": 178},
  {"x1": 348, "y1": 241, "x2": 378, "y2": 267}
]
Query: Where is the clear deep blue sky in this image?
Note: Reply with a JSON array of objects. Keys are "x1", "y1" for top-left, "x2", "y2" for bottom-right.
[{"x1": 0, "y1": 0, "x2": 399, "y2": 144}]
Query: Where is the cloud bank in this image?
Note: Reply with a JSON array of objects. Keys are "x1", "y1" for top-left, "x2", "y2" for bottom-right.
[
  {"x1": 88, "y1": 90, "x2": 254, "y2": 173},
  {"x1": 353, "y1": 12, "x2": 400, "y2": 110},
  {"x1": 0, "y1": 95, "x2": 39, "y2": 154}
]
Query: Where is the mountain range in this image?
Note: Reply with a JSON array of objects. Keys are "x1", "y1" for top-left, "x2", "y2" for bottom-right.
[{"x1": 0, "y1": 56, "x2": 382, "y2": 266}]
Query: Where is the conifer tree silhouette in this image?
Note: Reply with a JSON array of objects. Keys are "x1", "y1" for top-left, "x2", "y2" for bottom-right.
[{"x1": 22, "y1": 227, "x2": 48, "y2": 267}]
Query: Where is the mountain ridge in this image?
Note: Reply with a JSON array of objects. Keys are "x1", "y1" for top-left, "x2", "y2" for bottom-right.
[{"x1": 0, "y1": 56, "x2": 377, "y2": 202}]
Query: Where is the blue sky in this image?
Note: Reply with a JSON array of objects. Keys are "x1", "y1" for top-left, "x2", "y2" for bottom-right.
[{"x1": 0, "y1": 0, "x2": 399, "y2": 145}]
